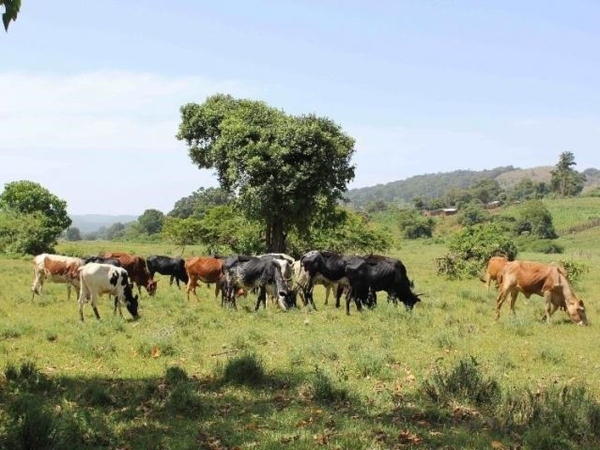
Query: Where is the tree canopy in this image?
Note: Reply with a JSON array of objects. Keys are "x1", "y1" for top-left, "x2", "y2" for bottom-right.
[
  {"x1": 550, "y1": 151, "x2": 586, "y2": 197},
  {"x1": 0, "y1": 181, "x2": 72, "y2": 254},
  {"x1": 177, "y1": 94, "x2": 356, "y2": 252},
  {"x1": 1, "y1": 0, "x2": 19, "y2": 31}
]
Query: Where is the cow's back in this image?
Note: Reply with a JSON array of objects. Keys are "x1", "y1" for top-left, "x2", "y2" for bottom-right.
[{"x1": 185, "y1": 257, "x2": 223, "y2": 283}]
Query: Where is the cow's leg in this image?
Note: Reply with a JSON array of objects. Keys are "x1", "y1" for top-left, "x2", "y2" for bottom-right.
[
  {"x1": 508, "y1": 291, "x2": 519, "y2": 316},
  {"x1": 186, "y1": 276, "x2": 198, "y2": 301},
  {"x1": 31, "y1": 270, "x2": 44, "y2": 300},
  {"x1": 66, "y1": 283, "x2": 71, "y2": 302},
  {"x1": 324, "y1": 285, "x2": 330, "y2": 305},
  {"x1": 169, "y1": 274, "x2": 175, "y2": 287},
  {"x1": 494, "y1": 289, "x2": 509, "y2": 321},
  {"x1": 78, "y1": 282, "x2": 87, "y2": 322},
  {"x1": 543, "y1": 292, "x2": 556, "y2": 324},
  {"x1": 335, "y1": 284, "x2": 346, "y2": 309},
  {"x1": 90, "y1": 292, "x2": 101, "y2": 320},
  {"x1": 255, "y1": 286, "x2": 267, "y2": 311}
]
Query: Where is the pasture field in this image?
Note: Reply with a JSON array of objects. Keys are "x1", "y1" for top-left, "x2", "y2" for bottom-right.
[{"x1": 1, "y1": 229, "x2": 600, "y2": 448}]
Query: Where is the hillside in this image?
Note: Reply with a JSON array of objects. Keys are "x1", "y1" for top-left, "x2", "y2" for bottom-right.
[
  {"x1": 69, "y1": 214, "x2": 138, "y2": 233},
  {"x1": 345, "y1": 165, "x2": 599, "y2": 208}
]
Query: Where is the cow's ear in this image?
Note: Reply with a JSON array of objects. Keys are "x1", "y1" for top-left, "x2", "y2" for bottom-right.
[{"x1": 134, "y1": 295, "x2": 139, "y2": 302}]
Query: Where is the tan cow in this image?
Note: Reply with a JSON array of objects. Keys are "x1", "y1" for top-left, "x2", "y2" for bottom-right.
[
  {"x1": 184, "y1": 256, "x2": 226, "y2": 301},
  {"x1": 482, "y1": 255, "x2": 509, "y2": 291},
  {"x1": 494, "y1": 260, "x2": 588, "y2": 325},
  {"x1": 31, "y1": 254, "x2": 85, "y2": 301}
]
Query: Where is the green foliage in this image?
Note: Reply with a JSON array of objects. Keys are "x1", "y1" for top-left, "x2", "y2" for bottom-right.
[
  {"x1": 168, "y1": 187, "x2": 232, "y2": 219},
  {"x1": 394, "y1": 208, "x2": 435, "y2": 239},
  {"x1": 177, "y1": 94, "x2": 356, "y2": 251},
  {"x1": 287, "y1": 207, "x2": 390, "y2": 256},
  {"x1": 457, "y1": 203, "x2": 490, "y2": 226},
  {"x1": 0, "y1": 181, "x2": 72, "y2": 254},
  {"x1": 64, "y1": 227, "x2": 82, "y2": 241},
  {"x1": 161, "y1": 216, "x2": 203, "y2": 249},
  {"x1": 422, "y1": 356, "x2": 501, "y2": 407},
  {"x1": 1, "y1": 0, "x2": 20, "y2": 31},
  {"x1": 550, "y1": 151, "x2": 586, "y2": 197},
  {"x1": 438, "y1": 222, "x2": 517, "y2": 278},
  {"x1": 505, "y1": 177, "x2": 549, "y2": 201},
  {"x1": 137, "y1": 209, "x2": 165, "y2": 235},
  {"x1": 514, "y1": 199, "x2": 557, "y2": 239},
  {"x1": 309, "y1": 368, "x2": 349, "y2": 404},
  {"x1": 558, "y1": 258, "x2": 590, "y2": 284},
  {"x1": 517, "y1": 238, "x2": 564, "y2": 254},
  {"x1": 469, "y1": 178, "x2": 503, "y2": 204}
]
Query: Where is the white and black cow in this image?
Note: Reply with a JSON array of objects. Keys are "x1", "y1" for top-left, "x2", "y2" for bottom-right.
[
  {"x1": 223, "y1": 255, "x2": 294, "y2": 311},
  {"x1": 147, "y1": 255, "x2": 189, "y2": 288},
  {"x1": 299, "y1": 250, "x2": 353, "y2": 310},
  {"x1": 77, "y1": 263, "x2": 139, "y2": 322},
  {"x1": 292, "y1": 259, "x2": 339, "y2": 308}
]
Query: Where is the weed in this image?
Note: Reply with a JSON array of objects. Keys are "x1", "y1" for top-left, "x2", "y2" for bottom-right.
[
  {"x1": 309, "y1": 367, "x2": 349, "y2": 404},
  {"x1": 165, "y1": 365, "x2": 189, "y2": 384}
]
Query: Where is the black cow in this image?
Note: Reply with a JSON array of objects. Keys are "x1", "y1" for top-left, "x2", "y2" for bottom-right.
[
  {"x1": 147, "y1": 255, "x2": 189, "y2": 288},
  {"x1": 223, "y1": 255, "x2": 294, "y2": 311},
  {"x1": 300, "y1": 250, "x2": 353, "y2": 310},
  {"x1": 357, "y1": 254, "x2": 421, "y2": 310},
  {"x1": 83, "y1": 255, "x2": 122, "y2": 267}
]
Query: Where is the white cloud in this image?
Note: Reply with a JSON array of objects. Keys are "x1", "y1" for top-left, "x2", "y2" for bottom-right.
[{"x1": 0, "y1": 71, "x2": 258, "y2": 215}]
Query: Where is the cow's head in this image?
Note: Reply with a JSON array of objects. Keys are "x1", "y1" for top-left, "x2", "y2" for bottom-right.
[
  {"x1": 566, "y1": 299, "x2": 588, "y2": 325},
  {"x1": 146, "y1": 279, "x2": 158, "y2": 296},
  {"x1": 125, "y1": 294, "x2": 140, "y2": 320}
]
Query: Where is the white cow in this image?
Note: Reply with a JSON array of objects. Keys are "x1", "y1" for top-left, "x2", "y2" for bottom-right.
[
  {"x1": 31, "y1": 253, "x2": 85, "y2": 301},
  {"x1": 77, "y1": 263, "x2": 139, "y2": 322}
]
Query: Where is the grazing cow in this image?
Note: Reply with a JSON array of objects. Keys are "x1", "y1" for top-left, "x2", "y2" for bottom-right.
[
  {"x1": 359, "y1": 254, "x2": 421, "y2": 310},
  {"x1": 292, "y1": 260, "x2": 338, "y2": 306},
  {"x1": 481, "y1": 255, "x2": 509, "y2": 291},
  {"x1": 224, "y1": 255, "x2": 294, "y2": 311},
  {"x1": 147, "y1": 255, "x2": 189, "y2": 288},
  {"x1": 494, "y1": 260, "x2": 588, "y2": 325},
  {"x1": 31, "y1": 254, "x2": 85, "y2": 301},
  {"x1": 184, "y1": 256, "x2": 225, "y2": 301},
  {"x1": 77, "y1": 263, "x2": 139, "y2": 321},
  {"x1": 258, "y1": 254, "x2": 295, "y2": 306},
  {"x1": 300, "y1": 250, "x2": 353, "y2": 310},
  {"x1": 99, "y1": 252, "x2": 158, "y2": 296}
]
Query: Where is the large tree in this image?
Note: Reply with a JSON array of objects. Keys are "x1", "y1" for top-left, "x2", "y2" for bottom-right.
[
  {"x1": 137, "y1": 208, "x2": 165, "y2": 235},
  {"x1": 168, "y1": 187, "x2": 232, "y2": 219},
  {"x1": 0, "y1": 180, "x2": 72, "y2": 254},
  {"x1": 550, "y1": 151, "x2": 586, "y2": 197},
  {"x1": 177, "y1": 94, "x2": 356, "y2": 252}
]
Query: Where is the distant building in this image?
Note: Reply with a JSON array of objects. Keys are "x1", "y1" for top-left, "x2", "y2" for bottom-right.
[
  {"x1": 484, "y1": 200, "x2": 503, "y2": 209},
  {"x1": 423, "y1": 208, "x2": 458, "y2": 217}
]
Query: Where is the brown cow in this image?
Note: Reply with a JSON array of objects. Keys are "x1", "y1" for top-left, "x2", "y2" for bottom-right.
[
  {"x1": 494, "y1": 260, "x2": 587, "y2": 325},
  {"x1": 31, "y1": 254, "x2": 85, "y2": 301},
  {"x1": 99, "y1": 252, "x2": 158, "y2": 296},
  {"x1": 184, "y1": 256, "x2": 232, "y2": 302},
  {"x1": 482, "y1": 255, "x2": 509, "y2": 291}
]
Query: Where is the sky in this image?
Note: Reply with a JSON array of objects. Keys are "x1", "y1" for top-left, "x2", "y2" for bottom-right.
[{"x1": 1, "y1": 1, "x2": 600, "y2": 215}]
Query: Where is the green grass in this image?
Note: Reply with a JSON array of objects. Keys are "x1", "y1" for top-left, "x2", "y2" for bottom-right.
[{"x1": 1, "y1": 203, "x2": 600, "y2": 448}]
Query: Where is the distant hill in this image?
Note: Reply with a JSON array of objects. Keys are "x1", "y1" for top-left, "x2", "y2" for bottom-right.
[
  {"x1": 70, "y1": 214, "x2": 138, "y2": 233},
  {"x1": 345, "y1": 165, "x2": 599, "y2": 208}
]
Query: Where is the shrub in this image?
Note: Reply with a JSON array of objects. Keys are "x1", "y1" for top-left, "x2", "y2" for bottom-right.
[
  {"x1": 221, "y1": 352, "x2": 265, "y2": 387},
  {"x1": 422, "y1": 356, "x2": 501, "y2": 407},
  {"x1": 558, "y1": 258, "x2": 590, "y2": 284},
  {"x1": 309, "y1": 368, "x2": 349, "y2": 404}
]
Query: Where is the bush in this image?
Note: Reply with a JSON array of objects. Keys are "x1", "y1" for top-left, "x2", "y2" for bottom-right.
[
  {"x1": 518, "y1": 238, "x2": 564, "y2": 254},
  {"x1": 309, "y1": 368, "x2": 349, "y2": 404},
  {"x1": 422, "y1": 356, "x2": 501, "y2": 407},
  {"x1": 220, "y1": 352, "x2": 265, "y2": 387}
]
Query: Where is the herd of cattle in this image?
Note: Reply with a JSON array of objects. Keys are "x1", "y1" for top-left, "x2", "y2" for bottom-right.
[{"x1": 29, "y1": 250, "x2": 588, "y2": 325}]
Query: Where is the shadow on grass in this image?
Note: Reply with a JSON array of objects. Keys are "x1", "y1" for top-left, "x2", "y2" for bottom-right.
[{"x1": 1, "y1": 360, "x2": 599, "y2": 449}]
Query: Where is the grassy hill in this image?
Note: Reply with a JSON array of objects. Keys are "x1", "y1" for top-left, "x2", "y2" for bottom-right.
[{"x1": 345, "y1": 165, "x2": 599, "y2": 208}]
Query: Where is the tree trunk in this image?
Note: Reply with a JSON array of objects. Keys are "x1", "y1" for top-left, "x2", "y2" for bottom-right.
[{"x1": 265, "y1": 220, "x2": 287, "y2": 253}]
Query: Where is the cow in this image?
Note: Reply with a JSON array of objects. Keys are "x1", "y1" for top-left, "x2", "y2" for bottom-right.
[
  {"x1": 184, "y1": 256, "x2": 225, "y2": 301},
  {"x1": 82, "y1": 255, "x2": 122, "y2": 267},
  {"x1": 31, "y1": 254, "x2": 85, "y2": 301},
  {"x1": 300, "y1": 250, "x2": 353, "y2": 310},
  {"x1": 258, "y1": 254, "x2": 295, "y2": 306},
  {"x1": 494, "y1": 260, "x2": 588, "y2": 325},
  {"x1": 147, "y1": 255, "x2": 189, "y2": 288},
  {"x1": 223, "y1": 255, "x2": 294, "y2": 311},
  {"x1": 359, "y1": 254, "x2": 421, "y2": 310},
  {"x1": 292, "y1": 260, "x2": 338, "y2": 307},
  {"x1": 77, "y1": 263, "x2": 139, "y2": 322},
  {"x1": 481, "y1": 255, "x2": 509, "y2": 291},
  {"x1": 99, "y1": 252, "x2": 158, "y2": 296}
]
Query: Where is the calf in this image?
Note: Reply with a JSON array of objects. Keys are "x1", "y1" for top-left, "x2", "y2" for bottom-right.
[
  {"x1": 77, "y1": 263, "x2": 139, "y2": 321},
  {"x1": 495, "y1": 260, "x2": 587, "y2": 325},
  {"x1": 147, "y1": 255, "x2": 189, "y2": 288},
  {"x1": 31, "y1": 254, "x2": 85, "y2": 301},
  {"x1": 99, "y1": 252, "x2": 158, "y2": 296}
]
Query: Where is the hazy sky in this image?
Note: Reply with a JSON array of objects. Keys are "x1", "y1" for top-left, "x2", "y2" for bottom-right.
[{"x1": 2, "y1": 1, "x2": 600, "y2": 215}]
